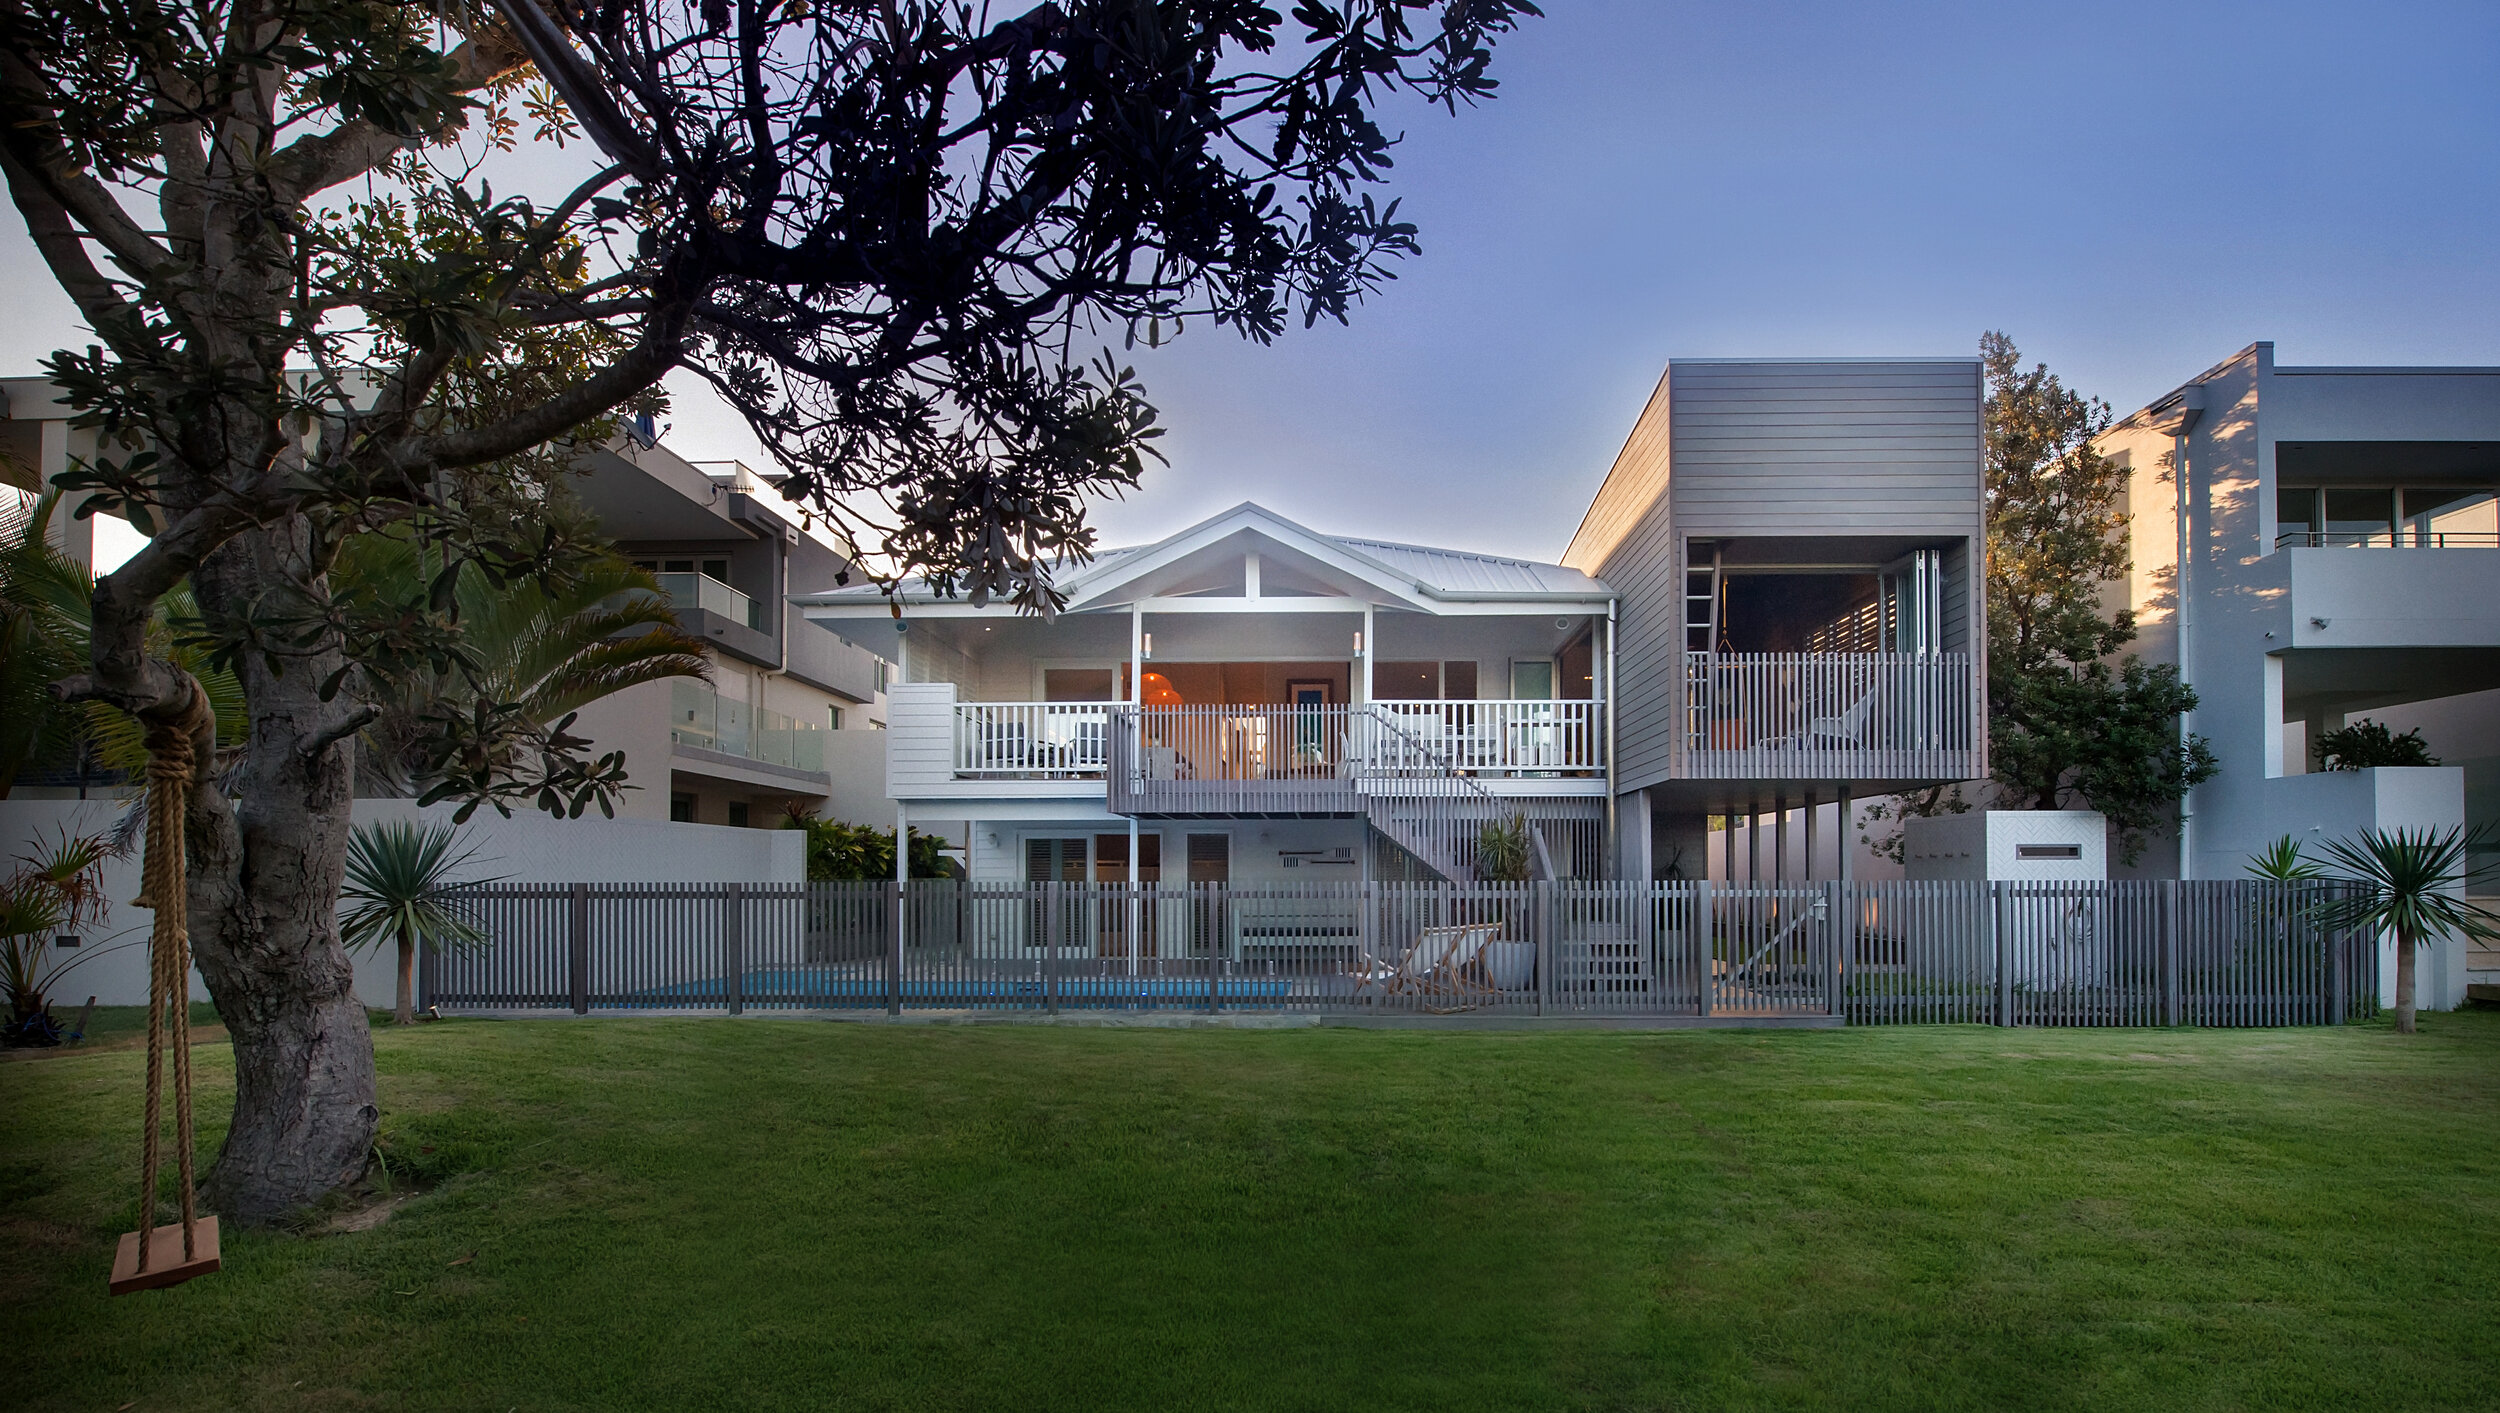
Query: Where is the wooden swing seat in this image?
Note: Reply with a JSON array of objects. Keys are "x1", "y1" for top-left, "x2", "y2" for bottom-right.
[{"x1": 109, "y1": 1216, "x2": 220, "y2": 1295}]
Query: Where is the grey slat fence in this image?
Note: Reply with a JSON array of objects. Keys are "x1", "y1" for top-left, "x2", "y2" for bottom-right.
[{"x1": 422, "y1": 879, "x2": 2380, "y2": 1028}]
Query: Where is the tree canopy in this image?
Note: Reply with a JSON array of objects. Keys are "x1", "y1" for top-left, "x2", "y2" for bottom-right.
[{"x1": 0, "y1": 0, "x2": 1536, "y2": 1218}]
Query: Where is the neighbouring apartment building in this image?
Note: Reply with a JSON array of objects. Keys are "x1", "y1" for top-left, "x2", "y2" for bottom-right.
[
  {"x1": 2096, "y1": 343, "x2": 2500, "y2": 997},
  {"x1": 0, "y1": 377, "x2": 895, "y2": 830}
]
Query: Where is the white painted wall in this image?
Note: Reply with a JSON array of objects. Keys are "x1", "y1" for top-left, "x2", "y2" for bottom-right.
[
  {"x1": 0, "y1": 798, "x2": 802, "y2": 1007},
  {"x1": 1903, "y1": 811, "x2": 2108, "y2": 882}
]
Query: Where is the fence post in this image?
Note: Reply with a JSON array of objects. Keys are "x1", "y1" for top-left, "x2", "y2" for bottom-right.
[
  {"x1": 2163, "y1": 882, "x2": 2182, "y2": 1027},
  {"x1": 1992, "y1": 882, "x2": 2012, "y2": 1028},
  {"x1": 1208, "y1": 885, "x2": 1222, "y2": 1015},
  {"x1": 725, "y1": 883, "x2": 744, "y2": 1016},
  {"x1": 887, "y1": 881, "x2": 904, "y2": 1017},
  {"x1": 568, "y1": 882, "x2": 590, "y2": 1016},
  {"x1": 1823, "y1": 879, "x2": 1844, "y2": 1019},
  {"x1": 2328, "y1": 889, "x2": 2347, "y2": 1025},
  {"x1": 1693, "y1": 879, "x2": 1713, "y2": 1018},
  {"x1": 1045, "y1": 883, "x2": 1059, "y2": 1017},
  {"x1": 1535, "y1": 881, "x2": 1551, "y2": 1018}
]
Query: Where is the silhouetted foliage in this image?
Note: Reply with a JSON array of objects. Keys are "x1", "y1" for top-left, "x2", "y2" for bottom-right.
[{"x1": 2313, "y1": 718, "x2": 2438, "y2": 772}]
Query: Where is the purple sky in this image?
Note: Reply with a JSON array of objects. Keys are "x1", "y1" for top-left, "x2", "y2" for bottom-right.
[{"x1": 7, "y1": 1, "x2": 2494, "y2": 564}]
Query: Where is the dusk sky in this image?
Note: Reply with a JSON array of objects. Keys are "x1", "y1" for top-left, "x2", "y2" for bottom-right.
[{"x1": 5, "y1": 1, "x2": 2494, "y2": 564}]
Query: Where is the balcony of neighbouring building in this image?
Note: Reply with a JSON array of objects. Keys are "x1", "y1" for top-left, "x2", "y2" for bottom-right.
[{"x1": 669, "y1": 679, "x2": 834, "y2": 794}]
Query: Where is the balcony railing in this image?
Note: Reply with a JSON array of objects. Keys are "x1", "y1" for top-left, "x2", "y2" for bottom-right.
[
  {"x1": 654, "y1": 571, "x2": 761, "y2": 630},
  {"x1": 2274, "y1": 530, "x2": 2500, "y2": 550},
  {"x1": 673, "y1": 680, "x2": 826, "y2": 773},
  {"x1": 945, "y1": 700, "x2": 1603, "y2": 788},
  {"x1": 953, "y1": 703, "x2": 1113, "y2": 778},
  {"x1": 1683, "y1": 652, "x2": 1977, "y2": 780}
]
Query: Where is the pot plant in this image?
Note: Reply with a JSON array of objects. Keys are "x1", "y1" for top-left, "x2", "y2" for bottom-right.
[{"x1": 1474, "y1": 812, "x2": 1538, "y2": 988}]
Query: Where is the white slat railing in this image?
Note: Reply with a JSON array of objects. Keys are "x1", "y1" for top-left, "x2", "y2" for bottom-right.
[
  {"x1": 1682, "y1": 651, "x2": 1977, "y2": 779},
  {"x1": 951, "y1": 703, "x2": 1113, "y2": 778}
]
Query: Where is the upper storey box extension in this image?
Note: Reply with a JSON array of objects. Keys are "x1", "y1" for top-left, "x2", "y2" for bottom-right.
[{"x1": 1564, "y1": 358, "x2": 1989, "y2": 813}]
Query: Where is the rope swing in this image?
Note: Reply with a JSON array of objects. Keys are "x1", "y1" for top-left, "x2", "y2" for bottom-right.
[{"x1": 109, "y1": 675, "x2": 221, "y2": 1295}]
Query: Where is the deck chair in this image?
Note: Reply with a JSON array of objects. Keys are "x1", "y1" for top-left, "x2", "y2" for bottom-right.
[
  {"x1": 1420, "y1": 922, "x2": 1503, "y2": 1013},
  {"x1": 1347, "y1": 925, "x2": 1467, "y2": 1005},
  {"x1": 1773, "y1": 690, "x2": 1874, "y2": 752}
]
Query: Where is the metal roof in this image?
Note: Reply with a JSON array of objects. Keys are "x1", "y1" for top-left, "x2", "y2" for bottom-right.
[{"x1": 795, "y1": 503, "x2": 1608, "y2": 608}]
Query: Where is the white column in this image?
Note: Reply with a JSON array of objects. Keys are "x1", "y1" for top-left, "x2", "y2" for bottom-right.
[
  {"x1": 2262, "y1": 653, "x2": 2286, "y2": 778},
  {"x1": 1359, "y1": 603, "x2": 1374, "y2": 703},
  {"x1": 1130, "y1": 604, "x2": 1143, "y2": 705}
]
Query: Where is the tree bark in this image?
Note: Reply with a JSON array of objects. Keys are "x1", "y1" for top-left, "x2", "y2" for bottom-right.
[
  {"x1": 2394, "y1": 926, "x2": 2417, "y2": 1034},
  {"x1": 396, "y1": 934, "x2": 415, "y2": 1026},
  {"x1": 187, "y1": 526, "x2": 378, "y2": 1222}
]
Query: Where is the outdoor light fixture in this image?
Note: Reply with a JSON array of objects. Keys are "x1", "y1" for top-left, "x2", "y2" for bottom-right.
[
  {"x1": 1352, "y1": 631, "x2": 1364, "y2": 655},
  {"x1": 1142, "y1": 632, "x2": 1153, "y2": 658}
]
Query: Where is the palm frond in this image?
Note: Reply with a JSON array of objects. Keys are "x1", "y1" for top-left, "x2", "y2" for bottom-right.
[{"x1": 2308, "y1": 824, "x2": 2500, "y2": 945}]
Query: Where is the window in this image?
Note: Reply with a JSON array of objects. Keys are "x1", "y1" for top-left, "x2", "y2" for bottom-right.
[
  {"x1": 2402, "y1": 488, "x2": 2499, "y2": 546},
  {"x1": 1044, "y1": 668, "x2": 1116, "y2": 702},
  {"x1": 670, "y1": 794, "x2": 695, "y2": 823},
  {"x1": 701, "y1": 558, "x2": 730, "y2": 582},
  {"x1": 2322, "y1": 489, "x2": 2396, "y2": 547},
  {"x1": 828, "y1": 705, "x2": 844, "y2": 731},
  {"x1": 2278, "y1": 486, "x2": 2499, "y2": 547},
  {"x1": 727, "y1": 802, "x2": 750, "y2": 828},
  {"x1": 1373, "y1": 661, "x2": 1441, "y2": 700},
  {"x1": 1509, "y1": 660, "x2": 1554, "y2": 700}
]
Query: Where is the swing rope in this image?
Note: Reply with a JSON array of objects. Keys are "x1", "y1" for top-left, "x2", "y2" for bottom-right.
[{"x1": 132, "y1": 676, "x2": 213, "y2": 1273}]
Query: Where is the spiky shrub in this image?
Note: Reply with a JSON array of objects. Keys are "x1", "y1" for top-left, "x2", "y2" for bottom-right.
[
  {"x1": 2245, "y1": 835, "x2": 2326, "y2": 882},
  {"x1": 1475, "y1": 813, "x2": 1535, "y2": 884},
  {"x1": 0, "y1": 829, "x2": 123, "y2": 1044},
  {"x1": 339, "y1": 821, "x2": 494, "y2": 1025},
  {"x1": 2309, "y1": 825, "x2": 2500, "y2": 1033}
]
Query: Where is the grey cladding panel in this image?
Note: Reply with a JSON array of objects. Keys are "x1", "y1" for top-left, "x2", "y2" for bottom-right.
[{"x1": 1669, "y1": 362, "x2": 1982, "y2": 537}]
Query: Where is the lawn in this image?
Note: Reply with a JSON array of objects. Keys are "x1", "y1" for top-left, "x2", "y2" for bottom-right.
[{"x1": 4, "y1": 1012, "x2": 2497, "y2": 1412}]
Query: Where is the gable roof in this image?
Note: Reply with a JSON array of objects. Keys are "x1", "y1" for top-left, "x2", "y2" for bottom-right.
[{"x1": 794, "y1": 501, "x2": 1608, "y2": 614}]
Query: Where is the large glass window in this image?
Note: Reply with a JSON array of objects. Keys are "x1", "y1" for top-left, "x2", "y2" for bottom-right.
[
  {"x1": 2321, "y1": 489, "x2": 2396, "y2": 547},
  {"x1": 2275, "y1": 487, "x2": 2319, "y2": 545},
  {"x1": 2402, "y1": 488, "x2": 2499, "y2": 546}
]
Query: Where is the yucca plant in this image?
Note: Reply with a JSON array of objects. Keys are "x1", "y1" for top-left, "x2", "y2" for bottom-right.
[
  {"x1": 1475, "y1": 812, "x2": 1536, "y2": 883},
  {"x1": 2309, "y1": 825, "x2": 2500, "y2": 1034},
  {"x1": 339, "y1": 821, "x2": 498, "y2": 1025},
  {"x1": 2245, "y1": 835, "x2": 2325, "y2": 882}
]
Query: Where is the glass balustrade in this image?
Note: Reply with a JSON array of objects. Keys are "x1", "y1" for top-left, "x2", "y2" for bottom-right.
[
  {"x1": 672, "y1": 680, "x2": 826, "y2": 773},
  {"x1": 652, "y1": 571, "x2": 761, "y2": 629}
]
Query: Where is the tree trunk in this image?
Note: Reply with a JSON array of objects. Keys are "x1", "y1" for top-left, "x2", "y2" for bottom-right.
[
  {"x1": 187, "y1": 526, "x2": 379, "y2": 1223},
  {"x1": 2393, "y1": 925, "x2": 2417, "y2": 1034},
  {"x1": 396, "y1": 933, "x2": 415, "y2": 1026}
]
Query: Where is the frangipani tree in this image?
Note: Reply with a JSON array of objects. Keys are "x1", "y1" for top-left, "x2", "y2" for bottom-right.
[{"x1": 2, "y1": 0, "x2": 1535, "y2": 1217}]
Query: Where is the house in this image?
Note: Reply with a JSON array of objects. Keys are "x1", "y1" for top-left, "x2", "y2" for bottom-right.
[
  {"x1": 797, "y1": 502, "x2": 1618, "y2": 909},
  {"x1": 2096, "y1": 343, "x2": 2500, "y2": 999},
  {"x1": 799, "y1": 356, "x2": 1990, "y2": 911},
  {"x1": 0, "y1": 377, "x2": 894, "y2": 830},
  {"x1": 1563, "y1": 358, "x2": 1991, "y2": 884}
]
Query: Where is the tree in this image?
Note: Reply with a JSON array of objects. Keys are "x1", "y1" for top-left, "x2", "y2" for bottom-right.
[
  {"x1": 1868, "y1": 334, "x2": 2217, "y2": 863},
  {"x1": 339, "y1": 819, "x2": 492, "y2": 1026},
  {"x1": 2, "y1": 1, "x2": 1532, "y2": 1218},
  {"x1": 2311, "y1": 825, "x2": 2498, "y2": 1034},
  {"x1": 781, "y1": 811, "x2": 958, "y2": 883}
]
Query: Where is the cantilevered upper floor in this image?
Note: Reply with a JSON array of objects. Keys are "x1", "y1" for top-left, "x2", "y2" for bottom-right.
[
  {"x1": 795, "y1": 503, "x2": 1616, "y2": 820},
  {"x1": 1565, "y1": 357, "x2": 1990, "y2": 808}
]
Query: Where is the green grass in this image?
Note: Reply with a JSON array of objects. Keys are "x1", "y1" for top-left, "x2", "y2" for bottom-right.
[{"x1": 4, "y1": 1013, "x2": 2498, "y2": 1411}]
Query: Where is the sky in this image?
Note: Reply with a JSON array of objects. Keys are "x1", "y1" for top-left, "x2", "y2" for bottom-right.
[{"x1": 6, "y1": 0, "x2": 2496, "y2": 566}]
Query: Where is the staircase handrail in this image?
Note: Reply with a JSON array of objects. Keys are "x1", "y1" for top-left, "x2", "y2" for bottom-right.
[{"x1": 1350, "y1": 704, "x2": 1553, "y2": 882}]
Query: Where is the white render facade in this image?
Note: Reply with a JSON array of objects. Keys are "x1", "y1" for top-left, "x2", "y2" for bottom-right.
[{"x1": 2098, "y1": 343, "x2": 2500, "y2": 1000}]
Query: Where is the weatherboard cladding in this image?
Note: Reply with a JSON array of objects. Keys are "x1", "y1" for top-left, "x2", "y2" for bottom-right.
[
  {"x1": 1601, "y1": 487, "x2": 1683, "y2": 791},
  {"x1": 1668, "y1": 362, "x2": 1983, "y2": 536}
]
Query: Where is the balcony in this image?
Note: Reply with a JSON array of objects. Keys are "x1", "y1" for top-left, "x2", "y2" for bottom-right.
[
  {"x1": 672, "y1": 680, "x2": 827, "y2": 774},
  {"x1": 1681, "y1": 652, "x2": 1978, "y2": 781},
  {"x1": 654, "y1": 571, "x2": 761, "y2": 631},
  {"x1": 1107, "y1": 702, "x2": 1604, "y2": 816}
]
